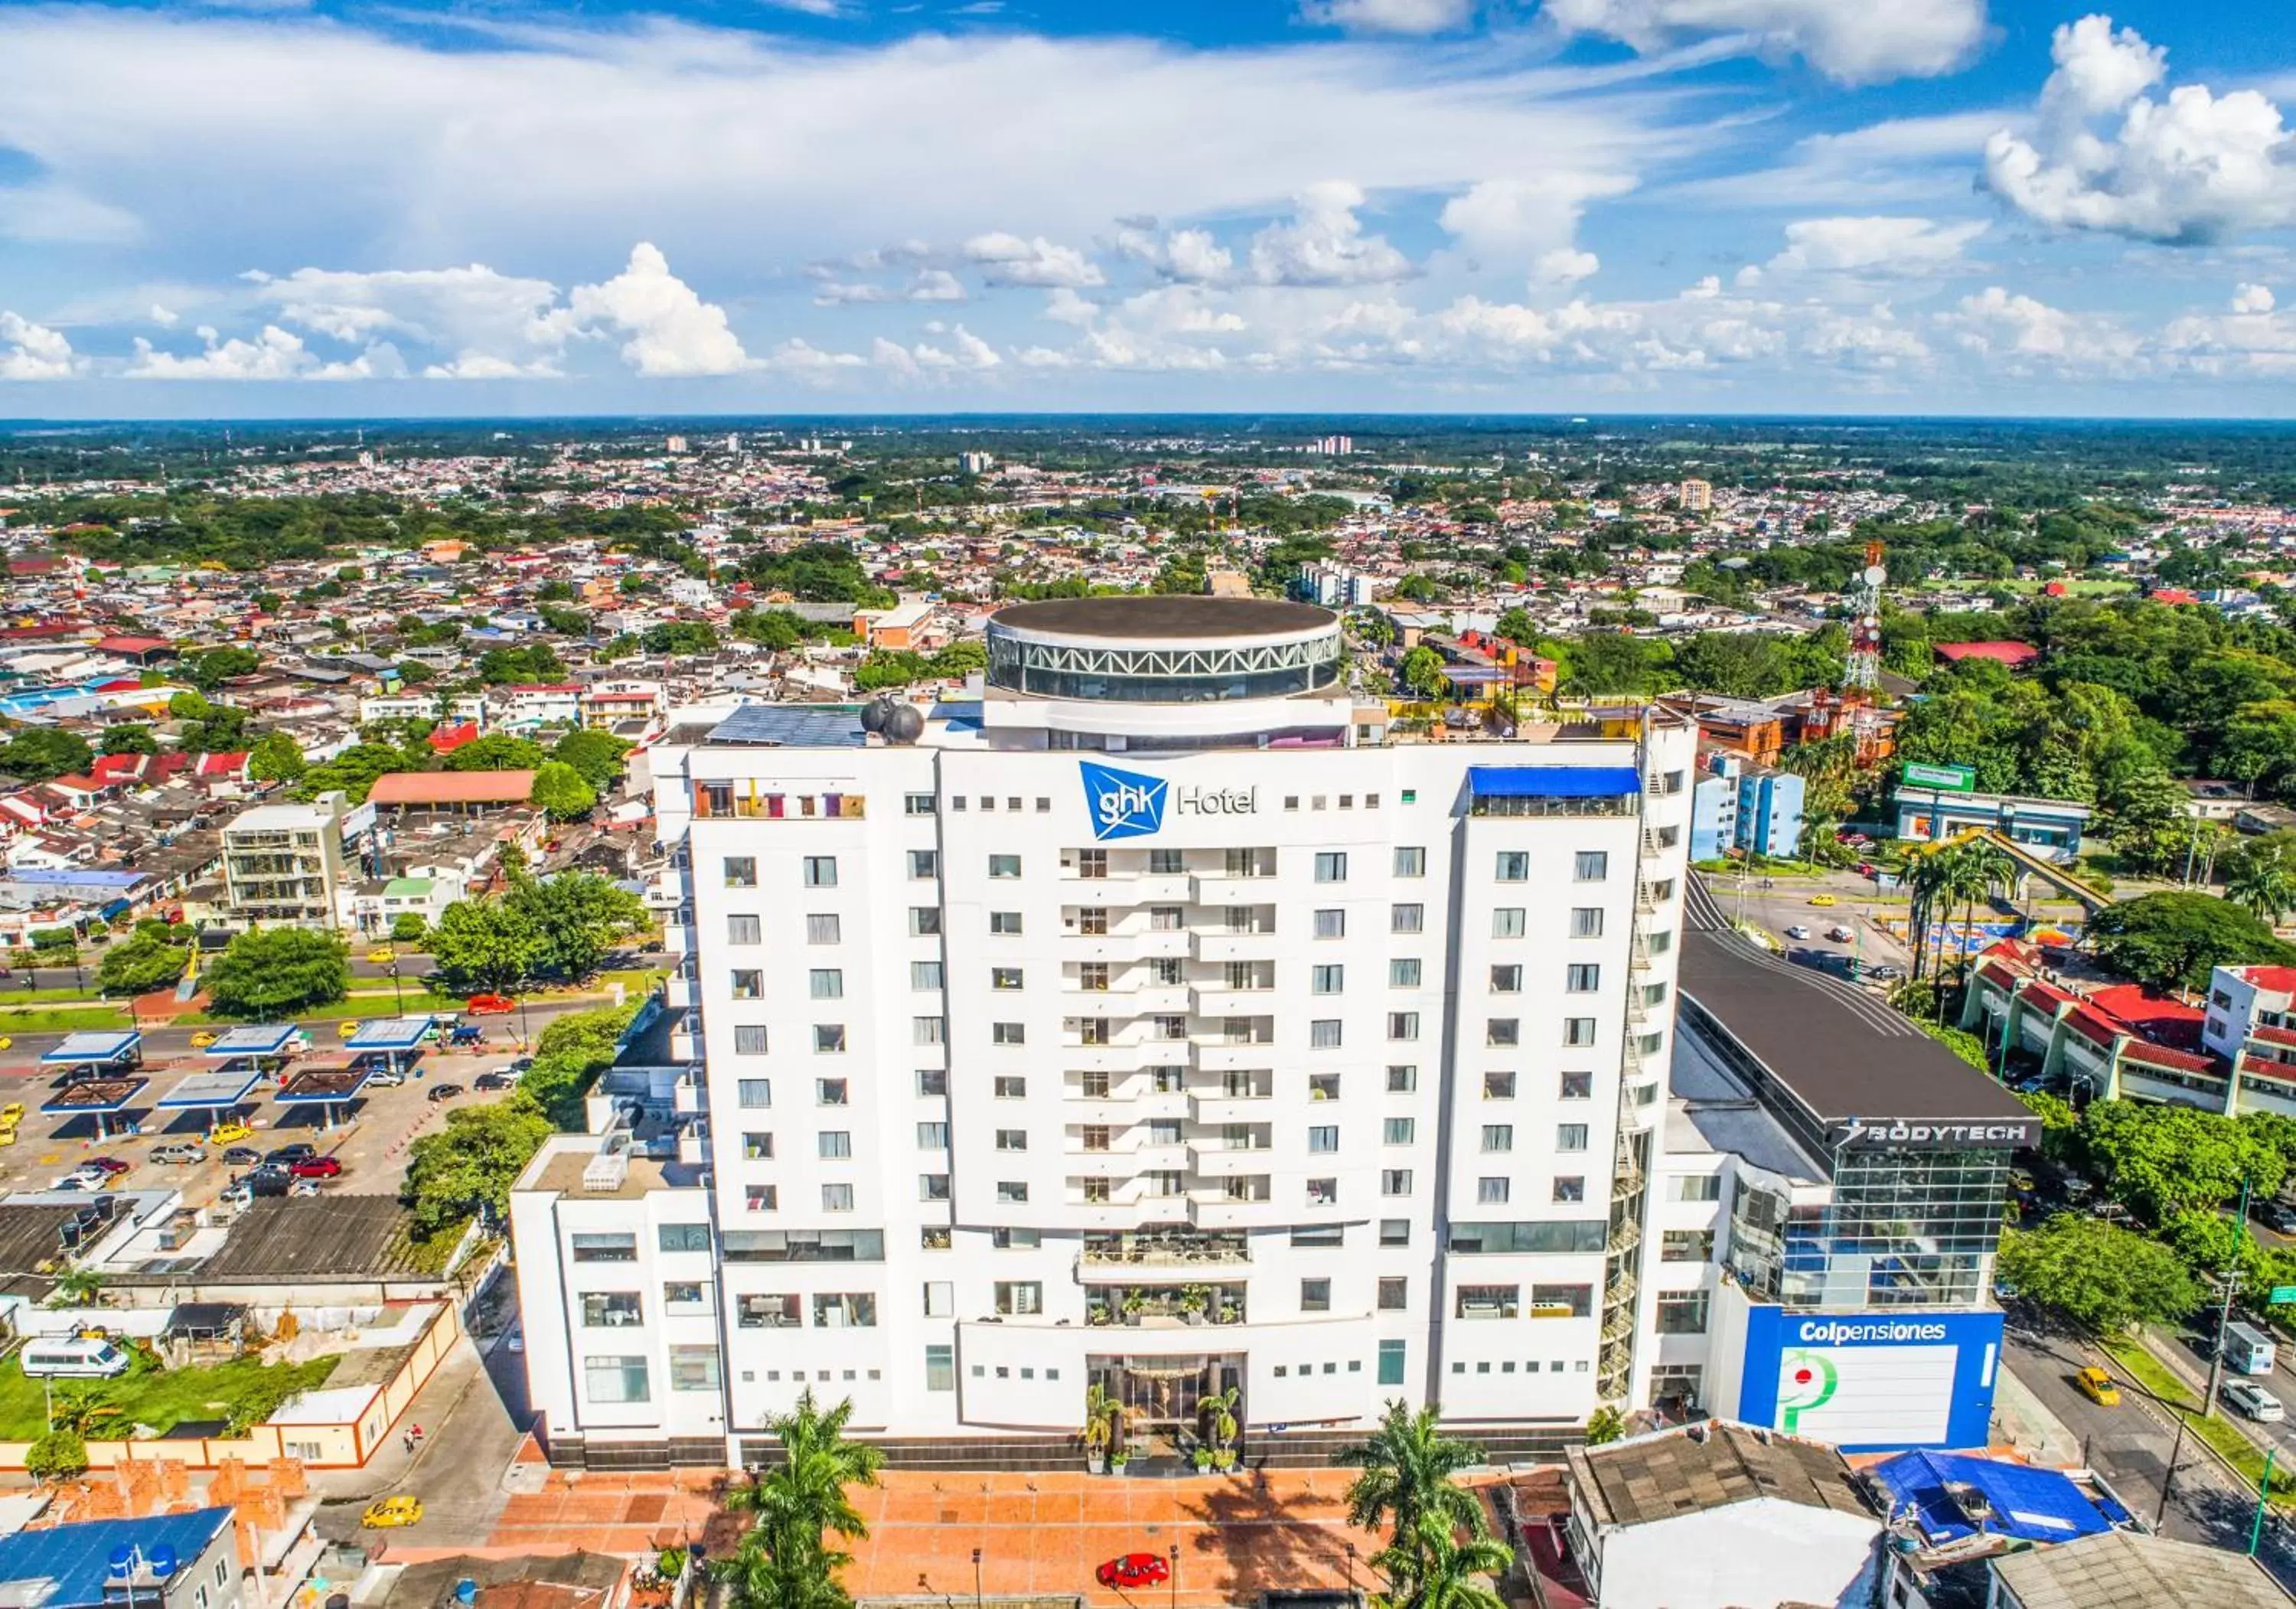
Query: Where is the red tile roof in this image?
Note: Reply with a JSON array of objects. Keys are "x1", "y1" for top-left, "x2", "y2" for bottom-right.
[
  {"x1": 367, "y1": 770, "x2": 536, "y2": 806},
  {"x1": 2236, "y1": 965, "x2": 2296, "y2": 997},
  {"x1": 1934, "y1": 641, "x2": 2040, "y2": 666}
]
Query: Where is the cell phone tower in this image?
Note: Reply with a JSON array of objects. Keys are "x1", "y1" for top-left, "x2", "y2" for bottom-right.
[{"x1": 1844, "y1": 539, "x2": 1887, "y2": 757}]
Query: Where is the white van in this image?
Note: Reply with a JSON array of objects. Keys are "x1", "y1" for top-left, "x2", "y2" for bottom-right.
[
  {"x1": 2224, "y1": 1320, "x2": 2278, "y2": 1376},
  {"x1": 20, "y1": 1336, "x2": 131, "y2": 1378}
]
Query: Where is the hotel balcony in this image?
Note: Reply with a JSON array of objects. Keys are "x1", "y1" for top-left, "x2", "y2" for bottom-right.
[
  {"x1": 1189, "y1": 873, "x2": 1279, "y2": 906},
  {"x1": 1080, "y1": 1230, "x2": 1250, "y2": 1272},
  {"x1": 1189, "y1": 928, "x2": 1278, "y2": 964}
]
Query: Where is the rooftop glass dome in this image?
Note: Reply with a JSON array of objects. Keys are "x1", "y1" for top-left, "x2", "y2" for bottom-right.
[{"x1": 985, "y1": 597, "x2": 1345, "y2": 704}]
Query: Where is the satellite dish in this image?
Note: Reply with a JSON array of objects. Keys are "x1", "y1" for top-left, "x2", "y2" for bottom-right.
[{"x1": 1863, "y1": 564, "x2": 1887, "y2": 586}]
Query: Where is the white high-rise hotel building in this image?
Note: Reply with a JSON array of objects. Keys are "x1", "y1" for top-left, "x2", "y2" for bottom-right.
[{"x1": 513, "y1": 598, "x2": 1696, "y2": 1468}]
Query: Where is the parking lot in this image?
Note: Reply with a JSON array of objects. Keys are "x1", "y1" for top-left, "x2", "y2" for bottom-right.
[{"x1": 0, "y1": 1026, "x2": 530, "y2": 1211}]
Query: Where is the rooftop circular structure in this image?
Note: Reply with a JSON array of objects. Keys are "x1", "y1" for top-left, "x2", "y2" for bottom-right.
[{"x1": 987, "y1": 596, "x2": 1344, "y2": 704}]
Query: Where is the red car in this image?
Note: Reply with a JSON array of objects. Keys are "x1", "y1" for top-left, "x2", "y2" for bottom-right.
[
  {"x1": 288, "y1": 1156, "x2": 343, "y2": 1179},
  {"x1": 83, "y1": 1157, "x2": 132, "y2": 1177},
  {"x1": 1097, "y1": 1555, "x2": 1169, "y2": 1591},
  {"x1": 466, "y1": 994, "x2": 516, "y2": 1015}
]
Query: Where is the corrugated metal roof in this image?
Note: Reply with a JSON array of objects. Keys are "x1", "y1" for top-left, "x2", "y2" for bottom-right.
[{"x1": 0, "y1": 1507, "x2": 233, "y2": 1609}]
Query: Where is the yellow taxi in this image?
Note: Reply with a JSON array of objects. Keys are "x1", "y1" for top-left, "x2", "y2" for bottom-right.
[
  {"x1": 189, "y1": 1031, "x2": 219, "y2": 1049},
  {"x1": 2075, "y1": 1366, "x2": 2121, "y2": 1406},
  {"x1": 207, "y1": 1122, "x2": 253, "y2": 1145},
  {"x1": 1808, "y1": 894, "x2": 1839, "y2": 907},
  {"x1": 367, "y1": 949, "x2": 396, "y2": 966},
  {"x1": 0, "y1": 1128, "x2": 18, "y2": 1148},
  {"x1": 0, "y1": 1103, "x2": 24, "y2": 1131},
  {"x1": 337, "y1": 1020, "x2": 362, "y2": 1040},
  {"x1": 360, "y1": 1495, "x2": 424, "y2": 1529}
]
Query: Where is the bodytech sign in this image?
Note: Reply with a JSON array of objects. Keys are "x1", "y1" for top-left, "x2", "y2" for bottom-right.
[
  {"x1": 1827, "y1": 1115, "x2": 2041, "y2": 1152},
  {"x1": 1081, "y1": 760, "x2": 1259, "y2": 841}
]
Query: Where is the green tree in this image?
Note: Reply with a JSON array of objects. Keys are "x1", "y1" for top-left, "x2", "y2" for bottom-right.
[
  {"x1": 1334, "y1": 1401, "x2": 1489, "y2": 1595},
  {"x1": 2076, "y1": 1098, "x2": 2287, "y2": 1220},
  {"x1": 2106, "y1": 772, "x2": 2214, "y2": 876},
  {"x1": 99, "y1": 725, "x2": 156, "y2": 756},
  {"x1": 1493, "y1": 607, "x2": 1535, "y2": 645},
  {"x1": 292, "y1": 742, "x2": 406, "y2": 805},
  {"x1": 518, "y1": 1000, "x2": 641, "y2": 1128},
  {"x1": 717, "y1": 1392, "x2": 886, "y2": 1609},
  {"x1": 1998, "y1": 1212, "x2": 2203, "y2": 1333},
  {"x1": 426, "y1": 898, "x2": 543, "y2": 995},
  {"x1": 0, "y1": 729, "x2": 93, "y2": 782},
  {"x1": 444, "y1": 733, "x2": 545, "y2": 772},
  {"x1": 528, "y1": 761, "x2": 598, "y2": 822},
  {"x1": 400, "y1": 1099, "x2": 553, "y2": 1235},
  {"x1": 1399, "y1": 646, "x2": 1448, "y2": 700},
  {"x1": 96, "y1": 931, "x2": 191, "y2": 997},
  {"x1": 1374, "y1": 1519, "x2": 1512, "y2": 1609},
  {"x1": 1674, "y1": 632, "x2": 1793, "y2": 698},
  {"x1": 390, "y1": 912, "x2": 429, "y2": 944},
  {"x1": 1583, "y1": 1405, "x2": 1627, "y2": 1445},
  {"x1": 25, "y1": 1431, "x2": 88, "y2": 1484},
  {"x1": 2089, "y1": 892, "x2": 2296, "y2": 992},
  {"x1": 200, "y1": 928, "x2": 351, "y2": 1017},
  {"x1": 2227, "y1": 838, "x2": 2296, "y2": 925},
  {"x1": 246, "y1": 732, "x2": 306, "y2": 784},
  {"x1": 185, "y1": 645, "x2": 261, "y2": 690},
  {"x1": 509, "y1": 872, "x2": 645, "y2": 981},
  {"x1": 551, "y1": 729, "x2": 632, "y2": 790},
  {"x1": 731, "y1": 609, "x2": 807, "y2": 651}
]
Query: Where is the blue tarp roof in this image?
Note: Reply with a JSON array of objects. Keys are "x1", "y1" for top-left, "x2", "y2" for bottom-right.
[
  {"x1": 1468, "y1": 765, "x2": 1642, "y2": 798},
  {"x1": 1869, "y1": 1450, "x2": 2117, "y2": 1545},
  {"x1": 0, "y1": 869, "x2": 148, "y2": 889},
  {"x1": 0, "y1": 1507, "x2": 233, "y2": 1609},
  {"x1": 40, "y1": 1031, "x2": 140, "y2": 1066}
]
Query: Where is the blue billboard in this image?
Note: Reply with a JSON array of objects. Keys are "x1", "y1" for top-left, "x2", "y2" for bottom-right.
[{"x1": 1737, "y1": 1307, "x2": 2002, "y2": 1453}]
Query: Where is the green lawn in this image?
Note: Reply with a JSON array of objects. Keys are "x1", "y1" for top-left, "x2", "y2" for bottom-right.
[
  {"x1": 2100, "y1": 1335, "x2": 2296, "y2": 1504},
  {"x1": 0, "y1": 1349, "x2": 342, "y2": 1440},
  {"x1": 0, "y1": 987, "x2": 118, "y2": 1004},
  {"x1": 0, "y1": 1006, "x2": 132, "y2": 1033}
]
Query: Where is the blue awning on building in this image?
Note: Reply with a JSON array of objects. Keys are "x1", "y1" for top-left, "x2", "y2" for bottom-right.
[{"x1": 1467, "y1": 765, "x2": 1642, "y2": 798}]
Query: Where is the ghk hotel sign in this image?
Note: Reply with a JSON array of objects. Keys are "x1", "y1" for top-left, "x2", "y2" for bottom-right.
[{"x1": 1081, "y1": 760, "x2": 1259, "y2": 841}]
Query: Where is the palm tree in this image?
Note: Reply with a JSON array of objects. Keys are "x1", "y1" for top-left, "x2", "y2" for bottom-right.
[
  {"x1": 2229, "y1": 844, "x2": 2296, "y2": 927},
  {"x1": 1948, "y1": 839, "x2": 2013, "y2": 1000},
  {"x1": 1903, "y1": 847, "x2": 1954, "y2": 982},
  {"x1": 1334, "y1": 1402, "x2": 1489, "y2": 1591},
  {"x1": 1199, "y1": 1385, "x2": 1241, "y2": 1454},
  {"x1": 718, "y1": 1392, "x2": 885, "y2": 1609},
  {"x1": 1371, "y1": 1518, "x2": 1512, "y2": 1609}
]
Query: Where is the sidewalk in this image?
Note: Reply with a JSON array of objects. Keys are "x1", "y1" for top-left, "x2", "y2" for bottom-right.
[{"x1": 1992, "y1": 1363, "x2": 2085, "y2": 1466}]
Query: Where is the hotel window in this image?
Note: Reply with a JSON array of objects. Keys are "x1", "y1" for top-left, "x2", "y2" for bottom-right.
[
  {"x1": 1081, "y1": 1071, "x2": 1110, "y2": 1098},
  {"x1": 813, "y1": 1293, "x2": 878, "y2": 1327},
  {"x1": 1484, "y1": 1070, "x2": 1516, "y2": 1099},
  {"x1": 1378, "y1": 1277, "x2": 1407, "y2": 1310},
  {"x1": 739, "y1": 1294, "x2": 799, "y2": 1329},
  {"x1": 733, "y1": 1027, "x2": 768, "y2": 1057},
  {"x1": 1482, "y1": 1124, "x2": 1514, "y2": 1152},
  {"x1": 745, "y1": 1185, "x2": 778, "y2": 1212},
  {"x1": 1487, "y1": 1019, "x2": 1519, "y2": 1047},
  {"x1": 1308, "y1": 1125, "x2": 1339, "y2": 1153},
  {"x1": 1559, "y1": 1071, "x2": 1593, "y2": 1100},
  {"x1": 1153, "y1": 1013, "x2": 1187, "y2": 1040},
  {"x1": 1391, "y1": 958, "x2": 1422, "y2": 987},
  {"x1": 1300, "y1": 1279, "x2": 1332, "y2": 1314},
  {"x1": 1492, "y1": 908, "x2": 1526, "y2": 938},
  {"x1": 1314, "y1": 909, "x2": 1346, "y2": 939},
  {"x1": 1562, "y1": 1019, "x2": 1596, "y2": 1046},
  {"x1": 905, "y1": 793, "x2": 937, "y2": 816},
  {"x1": 581, "y1": 1292, "x2": 644, "y2": 1327},
  {"x1": 1570, "y1": 907, "x2": 1603, "y2": 938},
  {"x1": 1489, "y1": 964, "x2": 1522, "y2": 993},
  {"x1": 664, "y1": 1278, "x2": 712, "y2": 1310},
  {"x1": 1574, "y1": 851, "x2": 1608, "y2": 883},
  {"x1": 1675, "y1": 1175, "x2": 1724, "y2": 1202},
  {"x1": 1150, "y1": 848, "x2": 1184, "y2": 874},
  {"x1": 583, "y1": 1356, "x2": 650, "y2": 1404},
  {"x1": 1379, "y1": 1219, "x2": 1410, "y2": 1246},
  {"x1": 1495, "y1": 850, "x2": 1529, "y2": 882},
  {"x1": 1315, "y1": 852, "x2": 1349, "y2": 883},
  {"x1": 730, "y1": 970, "x2": 762, "y2": 1000},
  {"x1": 990, "y1": 911, "x2": 1022, "y2": 935},
  {"x1": 1082, "y1": 1177, "x2": 1112, "y2": 1203},
  {"x1": 810, "y1": 968, "x2": 844, "y2": 1000},
  {"x1": 912, "y1": 961, "x2": 944, "y2": 990},
  {"x1": 917, "y1": 1069, "x2": 948, "y2": 1096},
  {"x1": 814, "y1": 1025, "x2": 847, "y2": 1053},
  {"x1": 1079, "y1": 1018, "x2": 1111, "y2": 1045},
  {"x1": 1151, "y1": 956, "x2": 1182, "y2": 985},
  {"x1": 995, "y1": 1281, "x2": 1043, "y2": 1316},
  {"x1": 908, "y1": 850, "x2": 939, "y2": 880},
  {"x1": 926, "y1": 1345, "x2": 956, "y2": 1392},
  {"x1": 1309, "y1": 1072, "x2": 1341, "y2": 1100},
  {"x1": 1383, "y1": 1117, "x2": 1415, "y2": 1145},
  {"x1": 1656, "y1": 1292, "x2": 1711, "y2": 1334},
  {"x1": 742, "y1": 1132, "x2": 775, "y2": 1160},
  {"x1": 992, "y1": 967, "x2": 1023, "y2": 991},
  {"x1": 923, "y1": 1281, "x2": 954, "y2": 1317},
  {"x1": 1382, "y1": 1169, "x2": 1414, "y2": 1196},
  {"x1": 818, "y1": 1131, "x2": 853, "y2": 1160},
  {"x1": 1557, "y1": 1123, "x2": 1590, "y2": 1152},
  {"x1": 817, "y1": 1078, "x2": 850, "y2": 1105},
  {"x1": 1456, "y1": 1286, "x2": 1519, "y2": 1320},
  {"x1": 1078, "y1": 907, "x2": 1109, "y2": 935},
  {"x1": 1310, "y1": 1020, "x2": 1344, "y2": 1049},
  {"x1": 670, "y1": 1346, "x2": 722, "y2": 1394},
  {"x1": 1566, "y1": 963, "x2": 1600, "y2": 993},
  {"x1": 994, "y1": 1226, "x2": 1042, "y2": 1249},
  {"x1": 1150, "y1": 906, "x2": 1183, "y2": 930},
  {"x1": 992, "y1": 1022, "x2": 1026, "y2": 1046},
  {"x1": 724, "y1": 856, "x2": 758, "y2": 888},
  {"x1": 727, "y1": 914, "x2": 762, "y2": 945},
  {"x1": 917, "y1": 1121, "x2": 948, "y2": 1149},
  {"x1": 1378, "y1": 1339, "x2": 1406, "y2": 1385},
  {"x1": 1532, "y1": 1284, "x2": 1594, "y2": 1319},
  {"x1": 1662, "y1": 1229, "x2": 1715, "y2": 1262},
  {"x1": 1553, "y1": 1177, "x2": 1586, "y2": 1203},
  {"x1": 990, "y1": 853, "x2": 1022, "y2": 879},
  {"x1": 1083, "y1": 1124, "x2": 1110, "y2": 1152},
  {"x1": 995, "y1": 1075, "x2": 1027, "y2": 1098},
  {"x1": 659, "y1": 1224, "x2": 712, "y2": 1253},
  {"x1": 1391, "y1": 902, "x2": 1424, "y2": 935},
  {"x1": 820, "y1": 1183, "x2": 855, "y2": 1212},
  {"x1": 1389, "y1": 1012, "x2": 1420, "y2": 1041},
  {"x1": 807, "y1": 912, "x2": 841, "y2": 944},
  {"x1": 908, "y1": 908, "x2": 941, "y2": 938},
  {"x1": 803, "y1": 856, "x2": 838, "y2": 888},
  {"x1": 1076, "y1": 849, "x2": 1107, "y2": 878},
  {"x1": 997, "y1": 1182, "x2": 1029, "y2": 1205},
  {"x1": 996, "y1": 1129, "x2": 1028, "y2": 1151},
  {"x1": 1313, "y1": 964, "x2": 1345, "y2": 994},
  {"x1": 1079, "y1": 962, "x2": 1110, "y2": 991},
  {"x1": 1307, "y1": 1178, "x2": 1339, "y2": 1206},
  {"x1": 1386, "y1": 1065, "x2": 1417, "y2": 1092},
  {"x1": 1477, "y1": 1177, "x2": 1509, "y2": 1205},
  {"x1": 919, "y1": 1173, "x2": 951, "y2": 1202},
  {"x1": 1394, "y1": 846, "x2": 1425, "y2": 877}
]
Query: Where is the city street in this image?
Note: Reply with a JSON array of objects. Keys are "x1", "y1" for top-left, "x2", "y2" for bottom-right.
[{"x1": 1697, "y1": 867, "x2": 1917, "y2": 981}]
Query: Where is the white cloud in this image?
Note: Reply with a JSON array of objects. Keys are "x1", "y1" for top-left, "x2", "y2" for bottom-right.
[
  {"x1": 126, "y1": 323, "x2": 400, "y2": 380},
  {"x1": 0, "y1": 182, "x2": 140, "y2": 246},
  {"x1": 1766, "y1": 215, "x2": 1987, "y2": 274},
  {"x1": 2235, "y1": 282, "x2": 2277, "y2": 315},
  {"x1": 1298, "y1": 0, "x2": 1475, "y2": 36},
  {"x1": 962, "y1": 233, "x2": 1105, "y2": 289},
  {"x1": 148, "y1": 304, "x2": 179, "y2": 328},
  {"x1": 1939, "y1": 285, "x2": 2145, "y2": 371},
  {"x1": 1984, "y1": 15, "x2": 2296, "y2": 243},
  {"x1": 1538, "y1": 0, "x2": 1987, "y2": 84},
  {"x1": 249, "y1": 261, "x2": 572, "y2": 376},
  {"x1": 566, "y1": 242, "x2": 751, "y2": 376},
  {"x1": 1439, "y1": 173, "x2": 1634, "y2": 269},
  {"x1": 1246, "y1": 181, "x2": 1414, "y2": 287},
  {"x1": 1533, "y1": 248, "x2": 1600, "y2": 283},
  {"x1": 1670, "y1": 110, "x2": 2020, "y2": 208},
  {"x1": 0, "y1": 312, "x2": 80, "y2": 380},
  {"x1": 1115, "y1": 225, "x2": 1236, "y2": 285},
  {"x1": 810, "y1": 266, "x2": 969, "y2": 305}
]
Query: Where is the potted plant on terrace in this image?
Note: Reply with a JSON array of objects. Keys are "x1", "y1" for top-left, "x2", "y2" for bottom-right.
[{"x1": 1081, "y1": 1383, "x2": 1115, "y2": 1475}]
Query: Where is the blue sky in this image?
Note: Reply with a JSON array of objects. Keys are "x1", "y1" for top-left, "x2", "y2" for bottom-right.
[{"x1": 4, "y1": 0, "x2": 2296, "y2": 417}]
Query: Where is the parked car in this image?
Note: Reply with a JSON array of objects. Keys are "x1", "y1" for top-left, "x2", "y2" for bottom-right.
[
  {"x1": 428, "y1": 1083, "x2": 466, "y2": 1104},
  {"x1": 82, "y1": 1157, "x2": 131, "y2": 1177},
  {"x1": 361, "y1": 1495, "x2": 424, "y2": 1529},
  {"x1": 507, "y1": 1056, "x2": 534, "y2": 1076},
  {"x1": 474, "y1": 1070, "x2": 517, "y2": 1092},
  {"x1": 1096, "y1": 1555, "x2": 1170, "y2": 1590},
  {"x1": 288, "y1": 1156, "x2": 343, "y2": 1179},
  {"x1": 1867, "y1": 963, "x2": 1907, "y2": 981},
  {"x1": 2264, "y1": 1201, "x2": 2296, "y2": 1235},
  {"x1": 207, "y1": 1121, "x2": 253, "y2": 1144},
  {"x1": 49, "y1": 1170, "x2": 107, "y2": 1192},
  {"x1": 465, "y1": 994, "x2": 516, "y2": 1015},
  {"x1": 150, "y1": 1144, "x2": 207, "y2": 1165},
  {"x1": 2223, "y1": 1379, "x2": 2287, "y2": 1423},
  {"x1": 221, "y1": 1147, "x2": 262, "y2": 1167},
  {"x1": 265, "y1": 1144, "x2": 317, "y2": 1166},
  {"x1": 364, "y1": 1069, "x2": 406, "y2": 1088}
]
